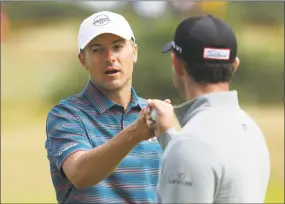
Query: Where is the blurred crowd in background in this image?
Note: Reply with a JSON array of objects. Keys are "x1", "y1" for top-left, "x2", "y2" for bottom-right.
[{"x1": 1, "y1": 1, "x2": 284, "y2": 203}]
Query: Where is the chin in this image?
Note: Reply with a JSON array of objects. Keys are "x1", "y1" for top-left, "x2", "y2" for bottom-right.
[
  {"x1": 96, "y1": 76, "x2": 131, "y2": 92},
  {"x1": 103, "y1": 81, "x2": 124, "y2": 91}
]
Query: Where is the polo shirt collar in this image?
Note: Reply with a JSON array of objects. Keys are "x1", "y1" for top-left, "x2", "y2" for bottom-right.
[
  {"x1": 174, "y1": 91, "x2": 240, "y2": 127},
  {"x1": 82, "y1": 80, "x2": 143, "y2": 114}
]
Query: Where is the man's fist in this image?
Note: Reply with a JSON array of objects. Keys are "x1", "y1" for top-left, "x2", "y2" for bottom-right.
[{"x1": 146, "y1": 99, "x2": 174, "y2": 135}]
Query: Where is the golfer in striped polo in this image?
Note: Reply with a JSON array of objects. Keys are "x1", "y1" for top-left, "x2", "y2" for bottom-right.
[
  {"x1": 147, "y1": 15, "x2": 270, "y2": 203},
  {"x1": 45, "y1": 11, "x2": 164, "y2": 203}
]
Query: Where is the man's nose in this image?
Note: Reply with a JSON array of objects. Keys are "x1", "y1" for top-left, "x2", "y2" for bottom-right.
[{"x1": 105, "y1": 48, "x2": 115, "y2": 63}]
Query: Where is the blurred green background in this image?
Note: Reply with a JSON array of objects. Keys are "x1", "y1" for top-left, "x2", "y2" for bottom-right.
[{"x1": 1, "y1": 1, "x2": 284, "y2": 203}]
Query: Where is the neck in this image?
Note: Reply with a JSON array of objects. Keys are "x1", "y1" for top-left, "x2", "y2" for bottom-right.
[
  {"x1": 93, "y1": 82, "x2": 132, "y2": 110},
  {"x1": 184, "y1": 78, "x2": 229, "y2": 101}
]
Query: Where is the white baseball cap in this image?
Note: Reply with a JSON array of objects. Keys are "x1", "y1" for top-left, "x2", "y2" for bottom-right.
[{"x1": 78, "y1": 11, "x2": 135, "y2": 53}]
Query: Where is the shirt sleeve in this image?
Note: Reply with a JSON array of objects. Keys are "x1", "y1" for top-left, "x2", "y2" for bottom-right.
[
  {"x1": 157, "y1": 127, "x2": 178, "y2": 150},
  {"x1": 45, "y1": 104, "x2": 92, "y2": 172},
  {"x1": 157, "y1": 137, "x2": 217, "y2": 203}
]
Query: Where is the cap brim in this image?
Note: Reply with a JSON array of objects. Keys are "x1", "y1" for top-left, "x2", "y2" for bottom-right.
[
  {"x1": 79, "y1": 30, "x2": 134, "y2": 53},
  {"x1": 162, "y1": 41, "x2": 174, "y2": 53}
]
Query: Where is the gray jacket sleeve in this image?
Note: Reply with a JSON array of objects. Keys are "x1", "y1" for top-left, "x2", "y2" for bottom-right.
[
  {"x1": 157, "y1": 127, "x2": 178, "y2": 150},
  {"x1": 156, "y1": 137, "x2": 217, "y2": 203}
]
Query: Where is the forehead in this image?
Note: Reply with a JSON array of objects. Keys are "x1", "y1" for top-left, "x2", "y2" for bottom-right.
[{"x1": 90, "y1": 33, "x2": 125, "y2": 45}]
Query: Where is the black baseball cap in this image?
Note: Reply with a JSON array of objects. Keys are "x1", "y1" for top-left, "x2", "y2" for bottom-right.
[{"x1": 162, "y1": 15, "x2": 237, "y2": 64}]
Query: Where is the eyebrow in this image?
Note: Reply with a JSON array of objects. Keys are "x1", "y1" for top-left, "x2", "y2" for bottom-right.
[{"x1": 91, "y1": 39, "x2": 125, "y2": 47}]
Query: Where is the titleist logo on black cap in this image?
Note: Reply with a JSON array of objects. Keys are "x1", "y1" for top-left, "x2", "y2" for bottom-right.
[
  {"x1": 93, "y1": 14, "x2": 111, "y2": 26},
  {"x1": 203, "y1": 48, "x2": 230, "y2": 60}
]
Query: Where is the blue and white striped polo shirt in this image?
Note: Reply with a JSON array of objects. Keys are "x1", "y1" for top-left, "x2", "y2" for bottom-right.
[{"x1": 45, "y1": 80, "x2": 164, "y2": 203}]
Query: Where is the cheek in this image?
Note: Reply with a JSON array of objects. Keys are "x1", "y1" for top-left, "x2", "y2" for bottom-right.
[
  {"x1": 119, "y1": 51, "x2": 134, "y2": 71},
  {"x1": 86, "y1": 57, "x2": 104, "y2": 77},
  {"x1": 86, "y1": 54, "x2": 102, "y2": 68},
  {"x1": 172, "y1": 69, "x2": 184, "y2": 89},
  {"x1": 172, "y1": 68, "x2": 178, "y2": 86},
  {"x1": 88, "y1": 56, "x2": 101, "y2": 66}
]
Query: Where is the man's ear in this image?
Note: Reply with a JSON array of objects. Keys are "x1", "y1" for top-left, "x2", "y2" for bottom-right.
[
  {"x1": 78, "y1": 52, "x2": 88, "y2": 70},
  {"x1": 171, "y1": 52, "x2": 184, "y2": 76},
  {"x1": 133, "y1": 43, "x2": 138, "y2": 63},
  {"x1": 232, "y1": 57, "x2": 240, "y2": 73}
]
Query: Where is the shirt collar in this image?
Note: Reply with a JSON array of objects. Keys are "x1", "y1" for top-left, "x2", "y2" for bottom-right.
[
  {"x1": 129, "y1": 86, "x2": 145, "y2": 110},
  {"x1": 174, "y1": 91, "x2": 240, "y2": 127},
  {"x1": 82, "y1": 80, "x2": 144, "y2": 114}
]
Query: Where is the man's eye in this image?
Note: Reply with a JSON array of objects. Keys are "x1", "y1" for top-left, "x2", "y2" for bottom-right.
[
  {"x1": 114, "y1": 44, "x2": 123, "y2": 50},
  {"x1": 92, "y1": 48, "x2": 100, "y2": 52}
]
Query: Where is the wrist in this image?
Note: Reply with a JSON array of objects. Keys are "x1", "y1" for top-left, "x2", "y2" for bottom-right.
[
  {"x1": 159, "y1": 124, "x2": 175, "y2": 134},
  {"x1": 157, "y1": 127, "x2": 177, "y2": 150},
  {"x1": 127, "y1": 122, "x2": 143, "y2": 143}
]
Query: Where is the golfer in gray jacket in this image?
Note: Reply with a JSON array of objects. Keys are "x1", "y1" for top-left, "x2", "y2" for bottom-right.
[{"x1": 147, "y1": 15, "x2": 270, "y2": 203}]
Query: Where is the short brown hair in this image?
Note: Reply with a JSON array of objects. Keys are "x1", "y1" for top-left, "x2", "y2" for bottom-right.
[{"x1": 184, "y1": 61, "x2": 235, "y2": 83}]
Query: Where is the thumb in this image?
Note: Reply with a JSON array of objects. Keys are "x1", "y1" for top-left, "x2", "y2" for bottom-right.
[
  {"x1": 147, "y1": 99, "x2": 166, "y2": 114},
  {"x1": 164, "y1": 99, "x2": 171, "y2": 104},
  {"x1": 147, "y1": 99, "x2": 155, "y2": 109}
]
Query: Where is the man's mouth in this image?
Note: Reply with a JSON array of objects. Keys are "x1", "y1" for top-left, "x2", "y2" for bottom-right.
[
  {"x1": 105, "y1": 70, "x2": 119, "y2": 74},
  {"x1": 105, "y1": 68, "x2": 120, "y2": 75}
]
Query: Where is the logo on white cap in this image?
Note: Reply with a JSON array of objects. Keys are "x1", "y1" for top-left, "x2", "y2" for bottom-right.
[
  {"x1": 203, "y1": 47, "x2": 230, "y2": 60},
  {"x1": 93, "y1": 14, "x2": 111, "y2": 26}
]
